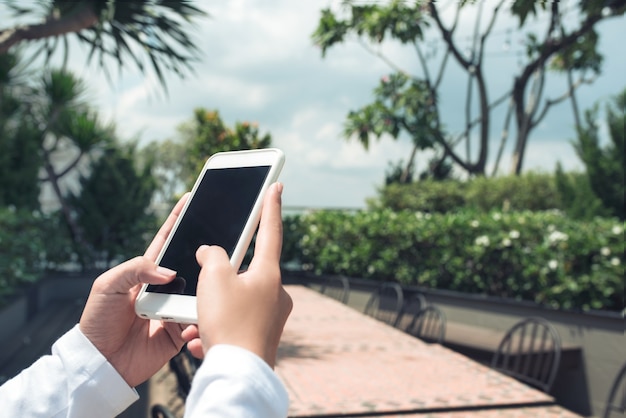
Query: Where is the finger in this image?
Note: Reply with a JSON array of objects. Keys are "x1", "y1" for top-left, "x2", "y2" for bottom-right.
[
  {"x1": 186, "y1": 339, "x2": 204, "y2": 359},
  {"x1": 195, "y1": 245, "x2": 234, "y2": 289},
  {"x1": 144, "y1": 193, "x2": 190, "y2": 261},
  {"x1": 250, "y1": 182, "x2": 283, "y2": 267},
  {"x1": 181, "y1": 324, "x2": 200, "y2": 342},
  {"x1": 93, "y1": 256, "x2": 176, "y2": 294}
]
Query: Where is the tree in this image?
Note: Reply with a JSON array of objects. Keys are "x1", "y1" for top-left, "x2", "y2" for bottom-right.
[
  {"x1": 153, "y1": 108, "x2": 273, "y2": 195},
  {"x1": 0, "y1": 1, "x2": 206, "y2": 89},
  {"x1": 312, "y1": 0, "x2": 626, "y2": 177},
  {"x1": 0, "y1": 54, "x2": 41, "y2": 209},
  {"x1": 68, "y1": 140, "x2": 157, "y2": 267},
  {"x1": 573, "y1": 88, "x2": 625, "y2": 219}
]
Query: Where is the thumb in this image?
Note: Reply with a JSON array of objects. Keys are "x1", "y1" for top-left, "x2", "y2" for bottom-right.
[{"x1": 93, "y1": 256, "x2": 177, "y2": 294}]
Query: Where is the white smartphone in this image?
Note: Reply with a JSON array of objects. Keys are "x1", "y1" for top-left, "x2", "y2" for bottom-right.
[{"x1": 135, "y1": 148, "x2": 285, "y2": 323}]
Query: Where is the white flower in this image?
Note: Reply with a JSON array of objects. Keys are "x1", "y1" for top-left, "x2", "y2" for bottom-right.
[
  {"x1": 548, "y1": 260, "x2": 558, "y2": 270},
  {"x1": 309, "y1": 224, "x2": 318, "y2": 233},
  {"x1": 548, "y1": 231, "x2": 569, "y2": 244},
  {"x1": 601, "y1": 247, "x2": 611, "y2": 257},
  {"x1": 492, "y1": 213, "x2": 502, "y2": 221},
  {"x1": 547, "y1": 224, "x2": 556, "y2": 232},
  {"x1": 415, "y1": 212, "x2": 424, "y2": 220},
  {"x1": 470, "y1": 220, "x2": 480, "y2": 228},
  {"x1": 367, "y1": 265, "x2": 375, "y2": 274},
  {"x1": 612, "y1": 225, "x2": 623, "y2": 235},
  {"x1": 302, "y1": 234, "x2": 310, "y2": 243},
  {"x1": 424, "y1": 213, "x2": 432, "y2": 220},
  {"x1": 611, "y1": 257, "x2": 621, "y2": 266},
  {"x1": 502, "y1": 238, "x2": 512, "y2": 247},
  {"x1": 475, "y1": 235, "x2": 490, "y2": 247},
  {"x1": 509, "y1": 230, "x2": 520, "y2": 239}
]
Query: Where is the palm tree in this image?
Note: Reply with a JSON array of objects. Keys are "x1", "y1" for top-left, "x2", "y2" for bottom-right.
[{"x1": 0, "y1": 1, "x2": 207, "y2": 89}]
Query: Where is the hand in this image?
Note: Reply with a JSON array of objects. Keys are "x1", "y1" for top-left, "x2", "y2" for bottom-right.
[
  {"x1": 189, "y1": 182, "x2": 293, "y2": 368},
  {"x1": 79, "y1": 194, "x2": 193, "y2": 387}
]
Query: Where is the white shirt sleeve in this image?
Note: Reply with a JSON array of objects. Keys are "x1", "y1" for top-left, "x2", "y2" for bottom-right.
[
  {"x1": 184, "y1": 345, "x2": 289, "y2": 418},
  {"x1": 0, "y1": 324, "x2": 138, "y2": 418}
]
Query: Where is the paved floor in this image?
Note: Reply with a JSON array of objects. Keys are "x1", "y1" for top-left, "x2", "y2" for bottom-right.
[{"x1": 0, "y1": 288, "x2": 584, "y2": 418}]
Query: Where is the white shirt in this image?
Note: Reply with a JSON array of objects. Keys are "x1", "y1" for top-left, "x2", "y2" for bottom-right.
[{"x1": 0, "y1": 325, "x2": 289, "y2": 417}]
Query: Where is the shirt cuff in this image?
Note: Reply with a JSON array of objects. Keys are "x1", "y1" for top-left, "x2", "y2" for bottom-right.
[
  {"x1": 188, "y1": 344, "x2": 289, "y2": 416},
  {"x1": 52, "y1": 324, "x2": 139, "y2": 416}
]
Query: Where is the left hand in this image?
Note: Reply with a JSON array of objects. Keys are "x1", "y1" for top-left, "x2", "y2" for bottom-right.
[{"x1": 79, "y1": 194, "x2": 193, "y2": 387}]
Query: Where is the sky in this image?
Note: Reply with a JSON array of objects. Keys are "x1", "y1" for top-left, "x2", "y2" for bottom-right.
[{"x1": 2, "y1": 1, "x2": 625, "y2": 210}]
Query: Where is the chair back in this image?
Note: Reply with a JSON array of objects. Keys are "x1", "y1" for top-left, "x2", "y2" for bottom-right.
[
  {"x1": 320, "y1": 275, "x2": 350, "y2": 304},
  {"x1": 491, "y1": 317, "x2": 561, "y2": 393},
  {"x1": 364, "y1": 282, "x2": 404, "y2": 326},
  {"x1": 604, "y1": 362, "x2": 626, "y2": 418},
  {"x1": 397, "y1": 292, "x2": 428, "y2": 331},
  {"x1": 407, "y1": 305, "x2": 446, "y2": 344}
]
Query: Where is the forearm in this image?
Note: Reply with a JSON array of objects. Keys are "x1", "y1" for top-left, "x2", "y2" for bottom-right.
[
  {"x1": 184, "y1": 345, "x2": 289, "y2": 417},
  {"x1": 0, "y1": 324, "x2": 138, "y2": 418}
]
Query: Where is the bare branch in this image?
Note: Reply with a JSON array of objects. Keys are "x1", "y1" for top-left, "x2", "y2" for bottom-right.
[
  {"x1": 532, "y1": 76, "x2": 595, "y2": 129},
  {"x1": 357, "y1": 38, "x2": 410, "y2": 76},
  {"x1": 492, "y1": 98, "x2": 514, "y2": 177}
]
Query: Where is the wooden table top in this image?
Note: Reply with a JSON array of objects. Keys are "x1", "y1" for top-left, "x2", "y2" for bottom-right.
[{"x1": 276, "y1": 285, "x2": 580, "y2": 417}]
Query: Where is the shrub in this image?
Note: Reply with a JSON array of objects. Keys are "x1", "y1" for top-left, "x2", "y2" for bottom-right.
[
  {"x1": 369, "y1": 172, "x2": 561, "y2": 214},
  {"x1": 465, "y1": 172, "x2": 560, "y2": 212},
  {"x1": 283, "y1": 209, "x2": 624, "y2": 312},
  {"x1": 368, "y1": 180, "x2": 467, "y2": 212}
]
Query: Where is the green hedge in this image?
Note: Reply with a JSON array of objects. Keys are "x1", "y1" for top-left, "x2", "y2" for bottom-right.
[
  {"x1": 283, "y1": 209, "x2": 624, "y2": 312},
  {"x1": 370, "y1": 172, "x2": 572, "y2": 213}
]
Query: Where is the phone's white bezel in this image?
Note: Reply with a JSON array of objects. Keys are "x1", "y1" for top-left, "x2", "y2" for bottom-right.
[{"x1": 134, "y1": 148, "x2": 285, "y2": 323}]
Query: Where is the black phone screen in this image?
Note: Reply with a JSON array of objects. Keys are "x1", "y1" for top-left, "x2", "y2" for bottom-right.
[{"x1": 147, "y1": 165, "x2": 271, "y2": 296}]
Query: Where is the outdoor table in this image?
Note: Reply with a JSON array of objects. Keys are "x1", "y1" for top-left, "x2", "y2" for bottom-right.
[{"x1": 276, "y1": 285, "x2": 582, "y2": 418}]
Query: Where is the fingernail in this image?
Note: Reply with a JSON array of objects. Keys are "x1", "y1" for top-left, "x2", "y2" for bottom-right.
[
  {"x1": 156, "y1": 266, "x2": 176, "y2": 277},
  {"x1": 275, "y1": 182, "x2": 283, "y2": 195}
]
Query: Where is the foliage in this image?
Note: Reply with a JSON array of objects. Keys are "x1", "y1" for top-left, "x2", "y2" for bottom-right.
[
  {"x1": 152, "y1": 108, "x2": 273, "y2": 197},
  {"x1": 370, "y1": 172, "x2": 562, "y2": 213},
  {"x1": 312, "y1": 0, "x2": 626, "y2": 176},
  {"x1": 1, "y1": 0, "x2": 207, "y2": 90},
  {"x1": 554, "y1": 163, "x2": 608, "y2": 220},
  {"x1": 0, "y1": 208, "x2": 46, "y2": 299},
  {"x1": 283, "y1": 209, "x2": 624, "y2": 312},
  {"x1": 343, "y1": 73, "x2": 440, "y2": 182},
  {"x1": 464, "y1": 172, "x2": 561, "y2": 212},
  {"x1": 573, "y1": 88, "x2": 625, "y2": 220},
  {"x1": 371, "y1": 180, "x2": 466, "y2": 213},
  {"x1": 0, "y1": 52, "x2": 42, "y2": 210},
  {"x1": 67, "y1": 141, "x2": 158, "y2": 268}
]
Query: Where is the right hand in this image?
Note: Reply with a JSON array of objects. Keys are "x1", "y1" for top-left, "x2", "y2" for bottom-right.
[{"x1": 188, "y1": 182, "x2": 292, "y2": 368}]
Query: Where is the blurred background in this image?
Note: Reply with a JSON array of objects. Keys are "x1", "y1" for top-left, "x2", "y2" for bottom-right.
[{"x1": 0, "y1": 1, "x2": 624, "y2": 416}]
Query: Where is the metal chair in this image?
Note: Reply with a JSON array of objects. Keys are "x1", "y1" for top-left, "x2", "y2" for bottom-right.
[
  {"x1": 397, "y1": 292, "x2": 428, "y2": 331},
  {"x1": 169, "y1": 345, "x2": 201, "y2": 400},
  {"x1": 491, "y1": 317, "x2": 561, "y2": 393},
  {"x1": 320, "y1": 275, "x2": 350, "y2": 304},
  {"x1": 406, "y1": 305, "x2": 446, "y2": 344},
  {"x1": 151, "y1": 404, "x2": 177, "y2": 418},
  {"x1": 604, "y1": 362, "x2": 626, "y2": 418},
  {"x1": 363, "y1": 282, "x2": 404, "y2": 327}
]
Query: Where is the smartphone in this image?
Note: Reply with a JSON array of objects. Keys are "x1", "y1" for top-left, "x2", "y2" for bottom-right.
[{"x1": 135, "y1": 148, "x2": 285, "y2": 323}]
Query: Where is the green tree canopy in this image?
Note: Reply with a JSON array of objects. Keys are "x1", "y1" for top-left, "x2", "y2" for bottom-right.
[
  {"x1": 149, "y1": 108, "x2": 273, "y2": 202},
  {"x1": 312, "y1": 0, "x2": 626, "y2": 177},
  {"x1": 68, "y1": 140, "x2": 158, "y2": 267},
  {"x1": 574, "y1": 88, "x2": 625, "y2": 220}
]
